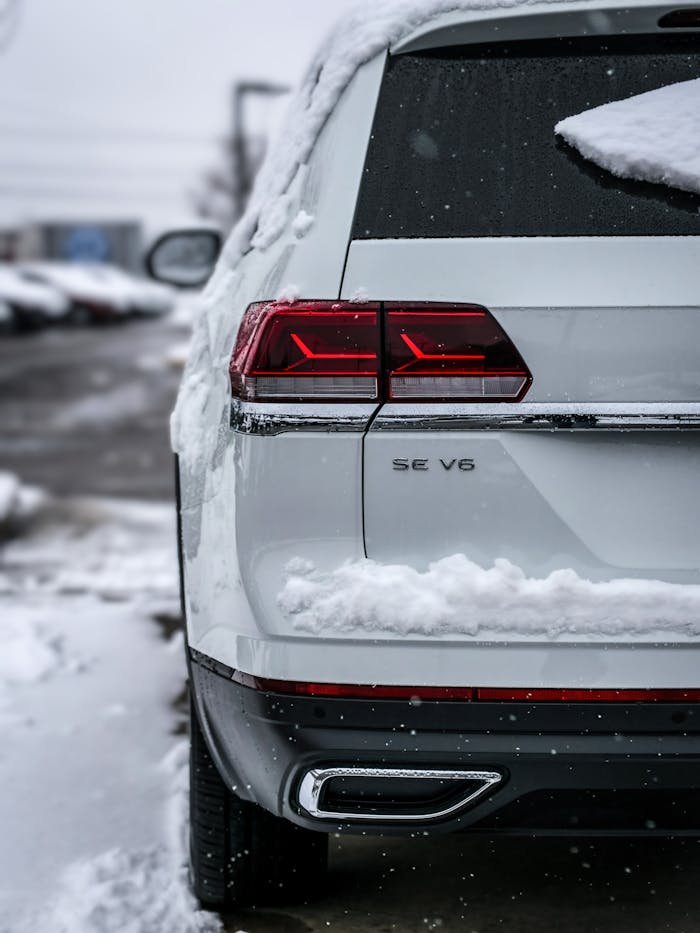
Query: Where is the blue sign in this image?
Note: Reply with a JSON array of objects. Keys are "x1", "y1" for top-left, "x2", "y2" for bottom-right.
[{"x1": 62, "y1": 226, "x2": 110, "y2": 262}]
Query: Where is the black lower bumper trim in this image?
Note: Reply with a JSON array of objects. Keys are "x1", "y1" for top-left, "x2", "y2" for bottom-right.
[{"x1": 190, "y1": 654, "x2": 700, "y2": 836}]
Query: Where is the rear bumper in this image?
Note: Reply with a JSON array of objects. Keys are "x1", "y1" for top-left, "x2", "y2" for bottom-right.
[{"x1": 190, "y1": 652, "x2": 700, "y2": 837}]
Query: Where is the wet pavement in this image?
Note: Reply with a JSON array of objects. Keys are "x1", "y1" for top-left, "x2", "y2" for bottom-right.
[
  {"x1": 0, "y1": 317, "x2": 184, "y2": 499},
  {"x1": 3, "y1": 319, "x2": 700, "y2": 932},
  {"x1": 224, "y1": 834, "x2": 700, "y2": 933}
]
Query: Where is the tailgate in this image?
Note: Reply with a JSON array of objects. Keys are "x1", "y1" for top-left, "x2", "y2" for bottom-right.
[{"x1": 342, "y1": 238, "x2": 700, "y2": 636}]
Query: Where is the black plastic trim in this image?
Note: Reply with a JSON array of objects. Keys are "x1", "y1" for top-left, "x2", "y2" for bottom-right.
[{"x1": 190, "y1": 652, "x2": 700, "y2": 837}]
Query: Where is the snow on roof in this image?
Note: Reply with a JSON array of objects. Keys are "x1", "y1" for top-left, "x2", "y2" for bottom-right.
[{"x1": 556, "y1": 78, "x2": 700, "y2": 195}]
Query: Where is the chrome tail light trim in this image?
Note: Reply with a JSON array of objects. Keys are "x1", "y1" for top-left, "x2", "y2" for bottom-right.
[
  {"x1": 232, "y1": 401, "x2": 700, "y2": 435},
  {"x1": 231, "y1": 400, "x2": 379, "y2": 436}
]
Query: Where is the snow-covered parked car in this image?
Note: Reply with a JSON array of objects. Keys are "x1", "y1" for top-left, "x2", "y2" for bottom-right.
[
  {"x1": 19, "y1": 262, "x2": 130, "y2": 323},
  {"x1": 0, "y1": 264, "x2": 70, "y2": 330},
  {"x1": 147, "y1": 0, "x2": 700, "y2": 909},
  {"x1": 77, "y1": 264, "x2": 175, "y2": 317}
]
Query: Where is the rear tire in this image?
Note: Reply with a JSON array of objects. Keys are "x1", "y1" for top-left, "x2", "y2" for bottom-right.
[{"x1": 189, "y1": 694, "x2": 328, "y2": 909}]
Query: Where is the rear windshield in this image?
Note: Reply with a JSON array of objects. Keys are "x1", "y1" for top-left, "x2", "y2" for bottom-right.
[{"x1": 353, "y1": 34, "x2": 700, "y2": 238}]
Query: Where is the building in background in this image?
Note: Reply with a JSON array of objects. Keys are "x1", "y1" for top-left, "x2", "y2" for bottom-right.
[
  {"x1": 16, "y1": 220, "x2": 143, "y2": 271},
  {"x1": 0, "y1": 228, "x2": 20, "y2": 261}
]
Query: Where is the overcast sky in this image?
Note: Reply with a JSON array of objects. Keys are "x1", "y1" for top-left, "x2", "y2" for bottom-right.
[{"x1": 0, "y1": 0, "x2": 357, "y2": 231}]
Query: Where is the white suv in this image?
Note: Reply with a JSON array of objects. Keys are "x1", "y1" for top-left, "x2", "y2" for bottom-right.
[{"x1": 148, "y1": 0, "x2": 700, "y2": 909}]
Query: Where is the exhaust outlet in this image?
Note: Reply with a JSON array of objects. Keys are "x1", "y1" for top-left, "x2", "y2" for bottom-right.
[{"x1": 297, "y1": 766, "x2": 502, "y2": 823}]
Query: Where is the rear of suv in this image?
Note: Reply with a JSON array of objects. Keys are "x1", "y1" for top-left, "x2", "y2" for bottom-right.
[{"x1": 148, "y1": 1, "x2": 700, "y2": 909}]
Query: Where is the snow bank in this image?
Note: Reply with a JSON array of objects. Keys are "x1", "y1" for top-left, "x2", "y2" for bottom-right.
[
  {"x1": 0, "y1": 471, "x2": 47, "y2": 537},
  {"x1": 48, "y1": 847, "x2": 219, "y2": 933},
  {"x1": 0, "y1": 495, "x2": 219, "y2": 933},
  {"x1": 0, "y1": 470, "x2": 19, "y2": 522},
  {"x1": 279, "y1": 555, "x2": 700, "y2": 640},
  {"x1": 46, "y1": 741, "x2": 220, "y2": 933},
  {"x1": 171, "y1": 0, "x2": 574, "y2": 464},
  {"x1": 5, "y1": 497, "x2": 178, "y2": 603},
  {"x1": 48, "y1": 846, "x2": 220, "y2": 933},
  {"x1": 164, "y1": 340, "x2": 192, "y2": 370},
  {"x1": 556, "y1": 78, "x2": 700, "y2": 195},
  {"x1": 0, "y1": 616, "x2": 71, "y2": 687}
]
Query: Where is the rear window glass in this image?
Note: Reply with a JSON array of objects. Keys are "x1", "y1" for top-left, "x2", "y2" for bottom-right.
[{"x1": 353, "y1": 34, "x2": 700, "y2": 238}]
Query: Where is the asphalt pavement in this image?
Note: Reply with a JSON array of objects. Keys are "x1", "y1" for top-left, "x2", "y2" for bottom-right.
[
  {"x1": 2, "y1": 318, "x2": 700, "y2": 932},
  {"x1": 0, "y1": 317, "x2": 183, "y2": 499}
]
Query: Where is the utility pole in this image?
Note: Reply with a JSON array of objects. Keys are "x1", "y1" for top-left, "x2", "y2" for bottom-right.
[
  {"x1": 0, "y1": 0, "x2": 21, "y2": 53},
  {"x1": 231, "y1": 80, "x2": 289, "y2": 221}
]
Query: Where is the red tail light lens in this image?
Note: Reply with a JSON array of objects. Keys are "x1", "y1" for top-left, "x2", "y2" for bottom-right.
[
  {"x1": 385, "y1": 303, "x2": 531, "y2": 401},
  {"x1": 230, "y1": 301, "x2": 531, "y2": 403},
  {"x1": 230, "y1": 301, "x2": 381, "y2": 401}
]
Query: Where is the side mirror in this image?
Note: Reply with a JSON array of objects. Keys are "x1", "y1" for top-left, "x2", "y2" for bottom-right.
[{"x1": 145, "y1": 229, "x2": 223, "y2": 288}]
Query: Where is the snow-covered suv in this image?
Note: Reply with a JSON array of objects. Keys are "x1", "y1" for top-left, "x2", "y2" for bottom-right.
[{"x1": 148, "y1": 0, "x2": 700, "y2": 909}]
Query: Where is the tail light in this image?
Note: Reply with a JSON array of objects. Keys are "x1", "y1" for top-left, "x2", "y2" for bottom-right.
[
  {"x1": 230, "y1": 300, "x2": 531, "y2": 402},
  {"x1": 230, "y1": 301, "x2": 381, "y2": 401},
  {"x1": 385, "y1": 303, "x2": 530, "y2": 401}
]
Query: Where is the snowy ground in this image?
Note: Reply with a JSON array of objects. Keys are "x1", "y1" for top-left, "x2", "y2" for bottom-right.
[{"x1": 0, "y1": 490, "x2": 221, "y2": 933}]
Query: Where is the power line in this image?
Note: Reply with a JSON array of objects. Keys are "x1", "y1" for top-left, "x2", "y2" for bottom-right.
[
  {"x1": 0, "y1": 184, "x2": 186, "y2": 201},
  {"x1": 0, "y1": 161, "x2": 202, "y2": 175}
]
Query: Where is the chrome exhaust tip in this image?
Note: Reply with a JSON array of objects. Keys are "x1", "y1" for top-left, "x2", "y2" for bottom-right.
[{"x1": 297, "y1": 766, "x2": 502, "y2": 823}]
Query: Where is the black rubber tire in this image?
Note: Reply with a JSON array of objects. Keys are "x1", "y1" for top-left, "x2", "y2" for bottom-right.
[{"x1": 189, "y1": 694, "x2": 328, "y2": 909}]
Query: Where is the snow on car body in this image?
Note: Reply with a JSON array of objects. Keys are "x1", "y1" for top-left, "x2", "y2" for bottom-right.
[
  {"x1": 77, "y1": 264, "x2": 175, "y2": 317},
  {"x1": 148, "y1": 0, "x2": 700, "y2": 908},
  {"x1": 0, "y1": 264, "x2": 70, "y2": 329},
  {"x1": 19, "y1": 261, "x2": 131, "y2": 322}
]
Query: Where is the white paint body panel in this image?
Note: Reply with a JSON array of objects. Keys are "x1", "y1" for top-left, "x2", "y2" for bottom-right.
[{"x1": 341, "y1": 237, "x2": 700, "y2": 309}]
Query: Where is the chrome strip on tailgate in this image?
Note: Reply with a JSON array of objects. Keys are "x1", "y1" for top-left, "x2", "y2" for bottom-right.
[{"x1": 371, "y1": 403, "x2": 700, "y2": 432}]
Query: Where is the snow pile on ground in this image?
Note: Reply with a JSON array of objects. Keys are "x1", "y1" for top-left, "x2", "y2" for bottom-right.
[
  {"x1": 49, "y1": 846, "x2": 220, "y2": 933},
  {"x1": 0, "y1": 615, "x2": 72, "y2": 688},
  {"x1": 0, "y1": 492, "x2": 220, "y2": 933},
  {"x1": 556, "y1": 78, "x2": 700, "y2": 194},
  {"x1": 170, "y1": 290, "x2": 203, "y2": 329},
  {"x1": 279, "y1": 555, "x2": 700, "y2": 640},
  {"x1": 4, "y1": 497, "x2": 177, "y2": 602},
  {"x1": 165, "y1": 340, "x2": 193, "y2": 370},
  {"x1": 46, "y1": 741, "x2": 221, "y2": 933},
  {"x1": 0, "y1": 470, "x2": 45, "y2": 535}
]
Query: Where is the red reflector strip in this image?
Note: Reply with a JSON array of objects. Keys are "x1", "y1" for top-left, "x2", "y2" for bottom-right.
[
  {"x1": 475, "y1": 688, "x2": 700, "y2": 703},
  {"x1": 232, "y1": 672, "x2": 472, "y2": 700},
  {"x1": 231, "y1": 673, "x2": 700, "y2": 704}
]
